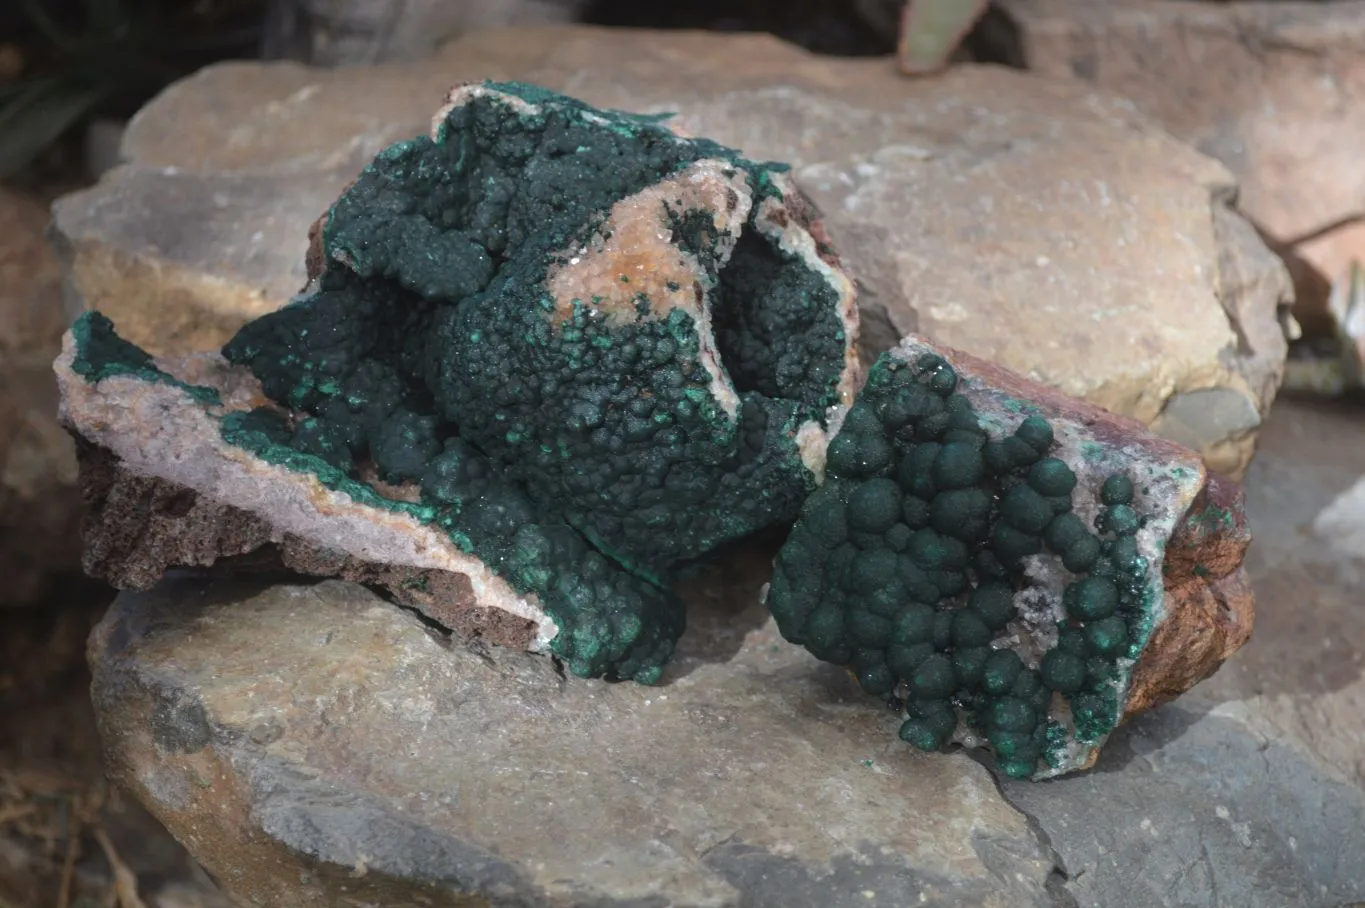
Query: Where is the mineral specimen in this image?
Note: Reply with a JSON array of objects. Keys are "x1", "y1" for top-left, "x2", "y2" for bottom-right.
[
  {"x1": 57, "y1": 81, "x2": 1254, "y2": 778},
  {"x1": 57, "y1": 81, "x2": 861, "y2": 685},
  {"x1": 766, "y1": 336, "x2": 1254, "y2": 779}
]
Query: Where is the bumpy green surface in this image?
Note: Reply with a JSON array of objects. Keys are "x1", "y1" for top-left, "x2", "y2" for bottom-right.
[
  {"x1": 768, "y1": 352, "x2": 1152, "y2": 779},
  {"x1": 142, "y1": 82, "x2": 850, "y2": 684},
  {"x1": 71, "y1": 312, "x2": 220, "y2": 406},
  {"x1": 219, "y1": 408, "x2": 682, "y2": 683}
]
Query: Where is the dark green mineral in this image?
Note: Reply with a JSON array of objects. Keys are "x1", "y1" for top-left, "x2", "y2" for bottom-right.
[
  {"x1": 72, "y1": 82, "x2": 859, "y2": 686},
  {"x1": 767, "y1": 349, "x2": 1155, "y2": 780}
]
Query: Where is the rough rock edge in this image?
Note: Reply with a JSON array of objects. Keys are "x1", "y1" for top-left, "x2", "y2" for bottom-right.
[
  {"x1": 889, "y1": 335, "x2": 1254, "y2": 778},
  {"x1": 54, "y1": 336, "x2": 552, "y2": 653}
]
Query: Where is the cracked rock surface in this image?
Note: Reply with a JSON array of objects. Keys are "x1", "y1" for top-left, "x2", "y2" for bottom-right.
[{"x1": 51, "y1": 24, "x2": 1290, "y2": 477}]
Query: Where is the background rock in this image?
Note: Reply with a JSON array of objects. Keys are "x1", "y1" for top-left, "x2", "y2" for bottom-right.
[
  {"x1": 999, "y1": 0, "x2": 1365, "y2": 333},
  {"x1": 0, "y1": 187, "x2": 81, "y2": 605},
  {"x1": 51, "y1": 25, "x2": 1290, "y2": 477},
  {"x1": 261, "y1": 0, "x2": 589, "y2": 65}
]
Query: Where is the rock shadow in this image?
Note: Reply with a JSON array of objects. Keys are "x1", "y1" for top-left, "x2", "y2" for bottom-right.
[
  {"x1": 1232, "y1": 396, "x2": 1365, "y2": 701},
  {"x1": 663, "y1": 530, "x2": 787, "y2": 683},
  {"x1": 1084, "y1": 702, "x2": 1211, "y2": 776}
]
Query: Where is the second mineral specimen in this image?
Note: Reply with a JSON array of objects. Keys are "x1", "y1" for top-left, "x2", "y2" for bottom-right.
[{"x1": 766, "y1": 337, "x2": 1254, "y2": 779}]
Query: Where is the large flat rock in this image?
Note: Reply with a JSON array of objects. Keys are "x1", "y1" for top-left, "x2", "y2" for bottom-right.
[
  {"x1": 51, "y1": 25, "x2": 1290, "y2": 476},
  {"x1": 91, "y1": 565, "x2": 1065, "y2": 908}
]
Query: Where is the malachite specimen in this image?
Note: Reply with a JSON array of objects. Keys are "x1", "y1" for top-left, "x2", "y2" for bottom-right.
[
  {"x1": 766, "y1": 339, "x2": 1209, "y2": 780},
  {"x1": 66, "y1": 81, "x2": 861, "y2": 686}
]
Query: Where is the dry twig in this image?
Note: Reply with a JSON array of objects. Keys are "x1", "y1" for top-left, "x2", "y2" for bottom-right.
[{"x1": 90, "y1": 825, "x2": 149, "y2": 908}]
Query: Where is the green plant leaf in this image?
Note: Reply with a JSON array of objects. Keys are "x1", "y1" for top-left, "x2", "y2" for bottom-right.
[
  {"x1": 21, "y1": 0, "x2": 79, "y2": 51},
  {"x1": 0, "y1": 77, "x2": 106, "y2": 177}
]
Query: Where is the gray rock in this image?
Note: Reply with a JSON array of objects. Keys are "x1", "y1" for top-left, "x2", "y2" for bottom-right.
[
  {"x1": 1148, "y1": 388, "x2": 1263, "y2": 458},
  {"x1": 999, "y1": 704, "x2": 1365, "y2": 908},
  {"x1": 91, "y1": 567, "x2": 1063, "y2": 908}
]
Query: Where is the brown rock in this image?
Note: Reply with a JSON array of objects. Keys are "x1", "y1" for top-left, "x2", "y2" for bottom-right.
[
  {"x1": 1125, "y1": 472, "x2": 1254, "y2": 716},
  {"x1": 0, "y1": 187, "x2": 81, "y2": 605},
  {"x1": 52, "y1": 25, "x2": 1289, "y2": 475},
  {"x1": 1000, "y1": 0, "x2": 1364, "y2": 331}
]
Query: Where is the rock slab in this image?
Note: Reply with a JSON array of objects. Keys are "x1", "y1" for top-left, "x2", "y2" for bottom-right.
[
  {"x1": 1002, "y1": 0, "x2": 1365, "y2": 330},
  {"x1": 89, "y1": 544, "x2": 1365, "y2": 907},
  {"x1": 91, "y1": 571, "x2": 1063, "y2": 908},
  {"x1": 52, "y1": 25, "x2": 1291, "y2": 476}
]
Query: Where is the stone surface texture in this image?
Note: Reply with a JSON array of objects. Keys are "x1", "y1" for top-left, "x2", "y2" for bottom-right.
[
  {"x1": 87, "y1": 393, "x2": 1365, "y2": 908},
  {"x1": 51, "y1": 25, "x2": 1290, "y2": 477},
  {"x1": 1000, "y1": 0, "x2": 1365, "y2": 331},
  {"x1": 0, "y1": 187, "x2": 82, "y2": 605},
  {"x1": 91, "y1": 571, "x2": 1063, "y2": 908}
]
